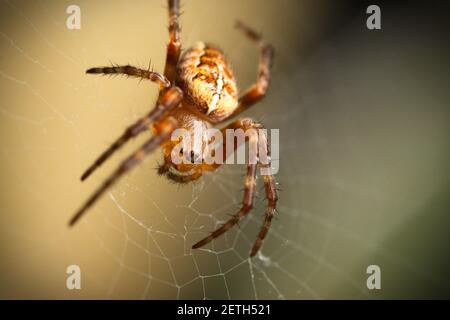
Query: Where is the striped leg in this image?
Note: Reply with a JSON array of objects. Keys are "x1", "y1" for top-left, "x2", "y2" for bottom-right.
[
  {"x1": 192, "y1": 163, "x2": 257, "y2": 249},
  {"x1": 80, "y1": 87, "x2": 183, "y2": 181},
  {"x1": 249, "y1": 126, "x2": 278, "y2": 256},
  {"x1": 86, "y1": 65, "x2": 170, "y2": 88},
  {"x1": 250, "y1": 168, "x2": 278, "y2": 256},
  {"x1": 225, "y1": 21, "x2": 274, "y2": 120},
  {"x1": 163, "y1": 0, "x2": 181, "y2": 83},
  {"x1": 192, "y1": 118, "x2": 278, "y2": 256},
  {"x1": 201, "y1": 118, "x2": 262, "y2": 172},
  {"x1": 70, "y1": 116, "x2": 179, "y2": 226}
]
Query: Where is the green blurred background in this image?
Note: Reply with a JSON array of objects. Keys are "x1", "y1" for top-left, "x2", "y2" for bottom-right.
[{"x1": 0, "y1": 0, "x2": 449, "y2": 299}]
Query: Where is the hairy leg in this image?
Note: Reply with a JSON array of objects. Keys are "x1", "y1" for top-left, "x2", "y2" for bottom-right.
[
  {"x1": 80, "y1": 87, "x2": 182, "y2": 181},
  {"x1": 223, "y1": 21, "x2": 274, "y2": 120},
  {"x1": 192, "y1": 163, "x2": 257, "y2": 249},
  {"x1": 250, "y1": 169, "x2": 277, "y2": 256},
  {"x1": 163, "y1": 0, "x2": 181, "y2": 83},
  {"x1": 70, "y1": 117, "x2": 179, "y2": 226},
  {"x1": 200, "y1": 118, "x2": 262, "y2": 172},
  {"x1": 193, "y1": 118, "x2": 278, "y2": 256},
  {"x1": 86, "y1": 65, "x2": 170, "y2": 88}
]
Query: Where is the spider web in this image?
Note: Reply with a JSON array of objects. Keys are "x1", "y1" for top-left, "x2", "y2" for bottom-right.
[{"x1": 1, "y1": 0, "x2": 449, "y2": 299}]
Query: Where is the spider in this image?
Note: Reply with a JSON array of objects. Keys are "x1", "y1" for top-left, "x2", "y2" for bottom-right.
[{"x1": 70, "y1": 0, "x2": 278, "y2": 257}]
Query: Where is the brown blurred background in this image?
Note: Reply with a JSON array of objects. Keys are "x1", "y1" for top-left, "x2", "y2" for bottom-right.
[{"x1": 0, "y1": 0, "x2": 449, "y2": 299}]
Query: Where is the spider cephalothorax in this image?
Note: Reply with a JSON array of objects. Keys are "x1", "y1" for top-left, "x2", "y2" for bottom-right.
[{"x1": 70, "y1": 0, "x2": 277, "y2": 257}]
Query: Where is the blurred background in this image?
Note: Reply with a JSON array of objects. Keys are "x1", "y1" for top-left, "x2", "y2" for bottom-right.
[{"x1": 0, "y1": 0, "x2": 449, "y2": 299}]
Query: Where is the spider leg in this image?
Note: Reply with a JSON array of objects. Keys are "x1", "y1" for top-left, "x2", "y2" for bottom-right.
[
  {"x1": 158, "y1": 152, "x2": 203, "y2": 184},
  {"x1": 198, "y1": 119, "x2": 258, "y2": 172},
  {"x1": 248, "y1": 125, "x2": 278, "y2": 256},
  {"x1": 163, "y1": 0, "x2": 181, "y2": 83},
  {"x1": 166, "y1": 168, "x2": 203, "y2": 184},
  {"x1": 80, "y1": 87, "x2": 183, "y2": 181},
  {"x1": 192, "y1": 163, "x2": 257, "y2": 250},
  {"x1": 222, "y1": 21, "x2": 274, "y2": 121},
  {"x1": 86, "y1": 65, "x2": 170, "y2": 89},
  {"x1": 250, "y1": 167, "x2": 277, "y2": 256},
  {"x1": 193, "y1": 118, "x2": 278, "y2": 256},
  {"x1": 69, "y1": 116, "x2": 179, "y2": 226}
]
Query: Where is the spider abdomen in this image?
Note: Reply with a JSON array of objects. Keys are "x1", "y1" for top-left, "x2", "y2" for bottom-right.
[{"x1": 177, "y1": 42, "x2": 238, "y2": 122}]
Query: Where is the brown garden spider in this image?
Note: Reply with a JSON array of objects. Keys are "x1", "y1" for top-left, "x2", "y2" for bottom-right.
[{"x1": 70, "y1": 0, "x2": 278, "y2": 257}]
